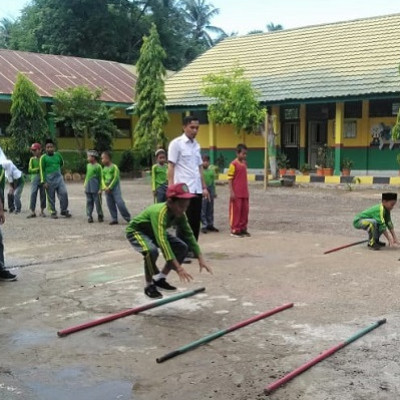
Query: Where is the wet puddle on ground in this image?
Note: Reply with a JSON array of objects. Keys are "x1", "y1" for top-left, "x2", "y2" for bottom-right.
[
  {"x1": 10, "y1": 329, "x2": 55, "y2": 347},
  {"x1": 19, "y1": 367, "x2": 133, "y2": 400}
]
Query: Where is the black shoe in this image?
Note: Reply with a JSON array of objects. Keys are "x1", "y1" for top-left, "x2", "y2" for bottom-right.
[
  {"x1": 377, "y1": 241, "x2": 386, "y2": 247},
  {"x1": 26, "y1": 213, "x2": 36, "y2": 219},
  {"x1": 153, "y1": 278, "x2": 177, "y2": 292},
  {"x1": 0, "y1": 270, "x2": 17, "y2": 282},
  {"x1": 207, "y1": 226, "x2": 219, "y2": 232},
  {"x1": 109, "y1": 221, "x2": 118, "y2": 225},
  {"x1": 241, "y1": 230, "x2": 251, "y2": 237},
  {"x1": 368, "y1": 243, "x2": 380, "y2": 251},
  {"x1": 88, "y1": 217, "x2": 94, "y2": 223},
  {"x1": 201, "y1": 227, "x2": 208, "y2": 234},
  {"x1": 144, "y1": 284, "x2": 163, "y2": 299},
  {"x1": 98, "y1": 216, "x2": 104, "y2": 223},
  {"x1": 230, "y1": 232, "x2": 244, "y2": 238},
  {"x1": 61, "y1": 211, "x2": 72, "y2": 218},
  {"x1": 51, "y1": 213, "x2": 58, "y2": 219}
]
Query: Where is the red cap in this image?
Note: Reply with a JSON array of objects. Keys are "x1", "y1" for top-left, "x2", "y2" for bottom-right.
[
  {"x1": 30, "y1": 143, "x2": 41, "y2": 150},
  {"x1": 166, "y1": 183, "x2": 196, "y2": 199}
]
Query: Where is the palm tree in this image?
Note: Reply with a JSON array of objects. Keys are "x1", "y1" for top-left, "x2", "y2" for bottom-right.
[
  {"x1": 0, "y1": 17, "x2": 15, "y2": 49},
  {"x1": 266, "y1": 22, "x2": 283, "y2": 32},
  {"x1": 181, "y1": 0, "x2": 225, "y2": 47}
]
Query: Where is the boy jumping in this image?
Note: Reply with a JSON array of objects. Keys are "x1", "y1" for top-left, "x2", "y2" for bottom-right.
[
  {"x1": 126, "y1": 182, "x2": 212, "y2": 299},
  {"x1": 353, "y1": 192, "x2": 400, "y2": 250},
  {"x1": 40, "y1": 139, "x2": 71, "y2": 219}
]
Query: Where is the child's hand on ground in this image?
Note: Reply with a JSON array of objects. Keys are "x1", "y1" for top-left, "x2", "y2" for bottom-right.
[
  {"x1": 198, "y1": 255, "x2": 213, "y2": 275},
  {"x1": 176, "y1": 266, "x2": 193, "y2": 283}
]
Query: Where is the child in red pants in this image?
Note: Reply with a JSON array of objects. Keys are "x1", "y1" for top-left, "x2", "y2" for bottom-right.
[{"x1": 228, "y1": 144, "x2": 250, "y2": 238}]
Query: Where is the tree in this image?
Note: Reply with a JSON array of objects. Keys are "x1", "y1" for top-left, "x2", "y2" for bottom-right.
[
  {"x1": 0, "y1": 18, "x2": 15, "y2": 49},
  {"x1": 181, "y1": 0, "x2": 224, "y2": 47},
  {"x1": 6, "y1": 73, "x2": 48, "y2": 169},
  {"x1": 202, "y1": 66, "x2": 266, "y2": 134},
  {"x1": 133, "y1": 24, "x2": 168, "y2": 158},
  {"x1": 52, "y1": 86, "x2": 119, "y2": 154},
  {"x1": 267, "y1": 22, "x2": 283, "y2": 31}
]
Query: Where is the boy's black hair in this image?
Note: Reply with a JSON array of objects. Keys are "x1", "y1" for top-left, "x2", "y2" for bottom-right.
[
  {"x1": 202, "y1": 154, "x2": 210, "y2": 161},
  {"x1": 102, "y1": 150, "x2": 112, "y2": 159},
  {"x1": 183, "y1": 115, "x2": 199, "y2": 126},
  {"x1": 45, "y1": 138, "x2": 54, "y2": 145},
  {"x1": 236, "y1": 143, "x2": 247, "y2": 153}
]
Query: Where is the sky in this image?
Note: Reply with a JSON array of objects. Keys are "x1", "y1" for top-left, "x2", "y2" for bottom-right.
[{"x1": 0, "y1": 0, "x2": 399, "y2": 34}]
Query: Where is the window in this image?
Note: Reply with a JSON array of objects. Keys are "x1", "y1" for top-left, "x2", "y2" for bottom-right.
[
  {"x1": 283, "y1": 122, "x2": 299, "y2": 146},
  {"x1": 344, "y1": 120, "x2": 357, "y2": 138},
  {"x1": 344, "y1": 101, "x2": 362, "y2": 118},
  {"x1": 56, "y1": 122, "x2": 74, "y2": 138},
  {"x1": 282, "y1": 107, "x2": 299, "y2": 121},
  {"x1": 369, "y1": 99, "x2": 400, "y2": 117},
  {"x1": 189, "y1": 110, "x2": 209, "y2": 124},
  {"x1": 0, "y1": 114, "x2": 11, "y2": 137},
  {"x1": 114, "y1": 118, "x2": 131, "y2": 138}
]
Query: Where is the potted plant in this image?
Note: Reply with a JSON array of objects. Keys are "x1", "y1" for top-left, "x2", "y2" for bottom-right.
[
  {"x1": 277, "y1": 152, "x2": 290, "y2": 176},
  {"x1": 323, "y1": 146, "x2": 334, "y2": 176},
  {"x1": 341, "y1": 158, "x2": 353, "y2": 176},
  {"x1": 316, "y1": 146, "x2": 326, "y2": 176},
  {"x1": 300, "y1": 163, "x2": 311, "y2": 175}
]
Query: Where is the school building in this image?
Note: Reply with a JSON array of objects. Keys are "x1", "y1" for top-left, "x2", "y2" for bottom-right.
[
  {"x1": 163, "y1": 13, "x2": 400, "y2": 176},
  {"x1": 0, "y1": 48, "x2": 136, "y2": 164}
]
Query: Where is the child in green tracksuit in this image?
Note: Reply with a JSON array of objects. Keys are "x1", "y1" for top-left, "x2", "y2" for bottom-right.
[
  {"x1": 126, "y1": 182, "x2": 212, "y2": 299},
  {"x1": 27, "y1": 142, "x2": 46, "y2": 218},
  {"x1": 151, "y1": 149, "x2": 167, "y2": 203},
  {"x1": 201, "y1": 154, "x2": 218, "y2": 233},
  {"x1": 84, "y1": 150, "x2": 103, "y2": 223},
  {"x1": 353, "y1": 192, "x2": 400, "y2": 250},
  {"x1": 101, "y1": 151, "x2": 131, "y2": 225},
  {"x1": 40, "y1": 139, "x2": 71, "y2": 219}
]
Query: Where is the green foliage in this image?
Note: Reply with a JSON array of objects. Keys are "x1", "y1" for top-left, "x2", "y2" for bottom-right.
[
  {"x1": 266, "y1": 22, "x2": 283, "y2": 31},
  {"x1": 0, "y1": 17, "x2": 15, "y2": 49},
  {"x1": 52, "y1": 86, "x2": 119, "y2": 154},
  {"x1": 202, "y1": 66, "x2": 266, "y2": 134},
  {"x1": 7, "y1": 0, "x2": 225, "y2": 71},
  {"x1": 316, "y1": 144, "x2": 334, "y2": 168},
  {"x1": 341, "y1": 158, "x2": 354, "y2": 169},
  {"x1": 6, "y1": 72, "x2": 48, "y2": 170},
  {"x1": 119, "y1": 149, "x2": 136, "y2": 173},
  {"x1": 277, "y1": 152, "x2": 290, "y2": 169},
  {"x1": 300, "y1": 163, "x2": 311, "y2": 173},
  {"x1": 134, "y1": 24, "x2": 168, "y2": 158}
]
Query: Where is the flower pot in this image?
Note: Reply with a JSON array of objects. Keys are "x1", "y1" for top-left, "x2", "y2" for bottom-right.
[
  {"x1": 341, "y1": 169, "x2": 351, "y2": 176},
  {"x1": 64, "y1": 173, "x2": 72, "y2": 181},
  {"x1": 323, "y1": 168, "x2": 333, "y2": 176},
  {"x1": 316, "y1": 168, "x2": 324, "y2": 176},
  {"x1": 279, "y1": 168, "x2": 287, "y2": 176},
  {"x1": 302, "y1": 171, "x2": 310, "y2": 176},
  {"x1": 287, "y1": 169, "x2": 296, "y2": 176}
]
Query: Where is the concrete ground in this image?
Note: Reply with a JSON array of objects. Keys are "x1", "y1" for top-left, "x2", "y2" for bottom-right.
[{"x1": 1, "y1": 180, "x2": 400, "y2": 400}]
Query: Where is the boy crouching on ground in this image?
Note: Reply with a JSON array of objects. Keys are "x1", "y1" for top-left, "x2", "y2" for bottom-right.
[
  {"x1": 353, "y1": 192, "x2": 400, "y2": 250},
  {"x1": 126, "y1": 182, "x2": 212, "y2": 299}
]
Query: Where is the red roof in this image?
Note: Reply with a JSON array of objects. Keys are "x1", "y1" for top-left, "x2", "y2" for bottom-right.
[{"x1": 0, "y1": 49, "x2": 136, "y2": 104}]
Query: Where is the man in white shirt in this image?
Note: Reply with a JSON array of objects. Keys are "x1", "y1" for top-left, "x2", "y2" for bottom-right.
[
  {"x1": 2, "y1": 160, "x2": 24, "y2": 214},
  {"x1": 168, "y1": 116, "x2": 209, "y2": 243}
]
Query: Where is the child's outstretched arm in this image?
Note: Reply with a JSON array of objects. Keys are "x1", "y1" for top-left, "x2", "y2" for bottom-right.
[{"x1": 382, "y1": 230, "x2": 395, "y2": 246}]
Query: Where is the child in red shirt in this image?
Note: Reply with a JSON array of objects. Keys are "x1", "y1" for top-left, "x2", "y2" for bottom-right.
[{"x1": 228, "y1": 144, "x2": 250, "y2": 238}]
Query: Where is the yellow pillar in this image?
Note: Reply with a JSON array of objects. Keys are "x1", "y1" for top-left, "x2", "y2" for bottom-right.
[{"x1": 334, "y1": 102, "x2": 344, "y2": 175}]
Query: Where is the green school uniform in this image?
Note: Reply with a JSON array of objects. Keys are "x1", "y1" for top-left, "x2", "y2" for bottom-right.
[
  {"x1": 28, "y1": 156, "x2": 40, "y2": 176},
  {"x1": 39, "y1": 152, "x2": 64, "y2": 183},
  {"x1": 84, "y1": 163, "x2": 102, "y2": 193},
  {"x1": 102, "y1": 164, "x2": 120, "y2": 190},
  {"x1": 203, "y1": 167, "x2": 215, "y2": 188},
  {"x1": 126, "y1": 203, "x2": 200, "y2": 261},
  {"x1": 151, "y1": 163, "x2": 167, "y2": 191},
  {"x1": 353, "y1": 203, "x2": 393, "y2": 232}
]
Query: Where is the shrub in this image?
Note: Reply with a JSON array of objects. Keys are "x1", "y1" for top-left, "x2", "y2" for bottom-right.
[{"x1": 119, "y1": 150, "x2": 135, "y2": 173}]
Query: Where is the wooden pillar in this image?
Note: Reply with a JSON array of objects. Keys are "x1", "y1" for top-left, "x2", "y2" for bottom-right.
[
  {"x1": 299, "y1": 104, "x2": 306, "y2": 167},
  {"x1": 334, "y1": 102, "x2": 344, "y2": 175}
]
